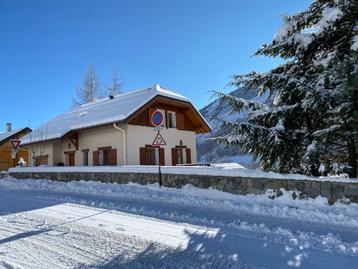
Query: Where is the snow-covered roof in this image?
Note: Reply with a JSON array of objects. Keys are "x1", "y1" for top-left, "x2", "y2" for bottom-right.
[
  {"x1": 22, "y1": 84, "x2": 209, "y2": 145},
  {"x1": 0, "y1": 128, "x2": 30, "y2": 145}
]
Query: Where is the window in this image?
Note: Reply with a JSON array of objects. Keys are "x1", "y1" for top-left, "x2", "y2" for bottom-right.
[
  {"x1": 167, "y1": 111, "x2": 176, "y2": 128},
  {"x1": 172, "y1": 146, "x2": 191, "y2": 166},
  {"x1": 140, "y1": 146, "x2": 164, "y2": 165},
  {"x1": 82, "y1": 150, "x2": 89, "y2": 166},
  {"x1": 99, "y1": 149, "x2": 110, "y2": 166},
  {"x1": 177, "y1": 148, "x2": 187, "y2": 165},
  {"x1": 148, "y1": 148, "x2": 160, "y2": 165},
  {"x1": 93, "y1": 147, "x2": 117, "y2": 166},
  {"x1": 34, "y1": 155, "x2": 48, "y2": 166}
]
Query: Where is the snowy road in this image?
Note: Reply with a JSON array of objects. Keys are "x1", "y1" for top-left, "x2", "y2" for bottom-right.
[{"x1": 0, "y1": 178, "x2": 357, "y2": 268}]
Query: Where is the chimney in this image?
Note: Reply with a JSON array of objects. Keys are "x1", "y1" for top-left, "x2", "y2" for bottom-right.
[{"x1": 6, "y1": 123, "x2": 12, "y2": 132}]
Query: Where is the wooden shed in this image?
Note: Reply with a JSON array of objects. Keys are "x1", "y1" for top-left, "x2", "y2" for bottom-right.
[{"x1": 0, "y1": 125, "x2": 31, "y2": 171}]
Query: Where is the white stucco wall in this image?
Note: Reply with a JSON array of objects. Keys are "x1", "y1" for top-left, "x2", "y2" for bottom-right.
[
  {"x1": 52, "y1": 124, "x2": 126, "y2": 166},
  {"x1": 28, "y1": 143, "x2": 54, "y2": 166},
  {"x1": 126, "y1": 125, "x2": 197, "y2": 165},
  {"x1": 27, "y1": 123, "x2": 197, "y2": 166}
]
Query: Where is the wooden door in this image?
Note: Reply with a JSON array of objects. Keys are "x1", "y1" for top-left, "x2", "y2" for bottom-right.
[{"x1": 68, "y1": 153, "x2": 75, "y2": 166}]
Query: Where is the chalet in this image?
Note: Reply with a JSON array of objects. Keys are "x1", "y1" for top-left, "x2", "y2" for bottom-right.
[
  {"x1": 0, "y1": 124, "x2": 31, "y2": 170},
  {"x1": 21, "y1": 84, "x2": 211, "y2": 167}
]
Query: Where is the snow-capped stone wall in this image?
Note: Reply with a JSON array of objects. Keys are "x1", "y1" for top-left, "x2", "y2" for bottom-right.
[{"x1": 8, "y1": 168, "x2": 358, "y2": 205}]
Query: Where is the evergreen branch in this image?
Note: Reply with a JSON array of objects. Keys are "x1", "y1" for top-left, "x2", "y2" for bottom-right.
[{"x1": 212, "y1": 91, "x2": 269, "y2": 113}]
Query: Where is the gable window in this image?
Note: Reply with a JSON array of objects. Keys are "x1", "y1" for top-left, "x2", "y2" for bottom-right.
[{"x1": 167, "y1": 111, "x2": 176, "y2": 128}]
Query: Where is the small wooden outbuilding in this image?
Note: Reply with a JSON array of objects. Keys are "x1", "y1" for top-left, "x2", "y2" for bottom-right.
[{"x1": 0, "y1": 124, "x2": 31, "y2": 171}]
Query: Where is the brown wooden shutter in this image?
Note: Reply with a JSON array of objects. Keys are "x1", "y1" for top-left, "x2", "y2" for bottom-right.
[
  {"x1": 148, "y1": 107, "x2": 155, "y2": 127},
  {"x1": 159, "y1": 148, "x2": 165, "y2": 166},
  {"x1": 186, "y1": 148, "x2": 191, "y2": 164},
  {"x1": 93, "y1": 151, "x2": 99, "y2": 166},
  {"x1": 109, "y1": 148, "x2": 117, "y2": 166},
  {"x1": 140, "y1": 147, "x2": 147, "y2": 165},
  {"x1": 171, "y1": 148, "x2": 178, "y2": 166},
  {"x1": 176, "y1": 113, "x2": 185, "y2": 130}
]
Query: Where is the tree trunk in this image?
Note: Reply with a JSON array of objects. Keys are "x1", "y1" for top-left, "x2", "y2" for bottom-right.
[{"x1": 347, "y1": 136, "x2": 357, "y2": 178}]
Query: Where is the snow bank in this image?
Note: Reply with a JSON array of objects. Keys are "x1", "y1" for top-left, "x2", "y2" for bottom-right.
[
  {"x1": 9, "y1": 164, "x2": 358, "y2": 183},
  {"x1": 1, "y1": 177, "x2": 358, "y2": 230}
]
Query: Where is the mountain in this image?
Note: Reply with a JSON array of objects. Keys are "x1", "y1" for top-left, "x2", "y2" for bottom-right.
[{"x1": 197, "y1": 88, "x2": 270, "y2": 166}]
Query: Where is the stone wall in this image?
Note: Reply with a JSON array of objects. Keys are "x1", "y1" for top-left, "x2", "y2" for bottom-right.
[{"x1": 8, "y1": 171, "x2": 358, "y2": 204}]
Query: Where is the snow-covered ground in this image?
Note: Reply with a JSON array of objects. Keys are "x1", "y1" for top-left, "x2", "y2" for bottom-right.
[{"x1": 0, "y1": 177, "x2": 357, "y2": 268}]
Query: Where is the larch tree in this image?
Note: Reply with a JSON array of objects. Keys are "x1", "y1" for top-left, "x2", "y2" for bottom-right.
[
  {"x1": 106, "y1": 70, "x2": 123, "y2": 96},
  {"x1": 73, "y1": 65, "x2": 101, "y2": 106},
  {"x1": 215, "y1": 0, "x2": 358, "y2": 177}
]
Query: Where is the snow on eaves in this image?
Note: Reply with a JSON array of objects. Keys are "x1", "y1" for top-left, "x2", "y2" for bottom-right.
[
  {"x1": 21, "y1": 84, "x2": 196, "y2": 145},
  {"x1": 0, "y1": 128, "x2": 28, "y2": 144}
]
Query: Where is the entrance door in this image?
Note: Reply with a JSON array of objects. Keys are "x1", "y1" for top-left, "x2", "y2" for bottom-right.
[{"x1": 68, "y1": 153, "x2": 75, "y2": 166}]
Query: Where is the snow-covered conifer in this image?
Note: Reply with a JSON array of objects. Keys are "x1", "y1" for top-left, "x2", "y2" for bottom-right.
[{"x1": 216, "y1": 0, "x2": 358, "y2": 176}]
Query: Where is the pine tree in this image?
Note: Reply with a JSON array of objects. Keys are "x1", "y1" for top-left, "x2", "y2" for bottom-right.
[
  {"x1": 74, "y1": 65, "x2": 101, "y2": 105},
  {"x1": 106, "y1": 70, "x2": 123, "y2": 96},
  {"x1": 216, "y1": 0, "x2": 358, "y2": 177}
]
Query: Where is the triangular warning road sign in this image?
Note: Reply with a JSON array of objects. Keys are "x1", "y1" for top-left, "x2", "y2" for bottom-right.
[
  {"x1": 10, "y1": 139, "x2": 21, "y2": 150},
  {"x1": 152, "y1": 131, "x2": 166, "y2": 146}
]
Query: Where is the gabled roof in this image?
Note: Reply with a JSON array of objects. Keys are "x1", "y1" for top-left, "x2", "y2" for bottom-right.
[
  {"x1": 21, "y1": 84, "x2": 211, "y2": 145},
  {"x1": 0, "y1": 127, "x2": 31, "y2": 146}
]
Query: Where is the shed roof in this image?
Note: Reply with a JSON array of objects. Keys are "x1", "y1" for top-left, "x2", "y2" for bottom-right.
[{"x1": 0, "y1": 128, "x2": 31, "y2": 146}]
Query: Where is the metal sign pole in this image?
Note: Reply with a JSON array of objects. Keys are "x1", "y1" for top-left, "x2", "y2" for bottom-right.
[
  {"x1": 151, "y1": 110, "x2": 166, "y2": 189},
  {"x1": 159, "y1": 160, "x2": 162, "y2": 188}
]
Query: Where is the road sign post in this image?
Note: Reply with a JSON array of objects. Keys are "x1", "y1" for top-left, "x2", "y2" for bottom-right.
[
  {"x1": 10, "y1": 140, "x2": 21, "y2": 167},
  {"x1": 151, "y1": 110, "x2": 166, "y2": 188},
  {"x1": 10, "y1": 139, "x2": 21, "y2": 167}
]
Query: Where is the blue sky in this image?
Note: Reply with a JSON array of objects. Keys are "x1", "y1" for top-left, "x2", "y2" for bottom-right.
[{"x1": 0, "y1": 0, "x2": 310, "y2": 131}]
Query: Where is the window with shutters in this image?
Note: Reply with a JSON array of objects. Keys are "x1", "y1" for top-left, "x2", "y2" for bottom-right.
[
  {"x1": 140, "y1": 146, "x2": 164, "y2": 165},
  {"x1": 99, "y1": 149, "x2": 109, "y2": 165},
  {"x1": 172, "y1": 145, "x2": 191, "y2": 166},
  {"x1": 148, "y1": 148, "x2": 159, "y2": 165},
  {"x1": 177, "y1": 148, "x2": 187, "y2": 165},
  {"x1": 167, "y1": 111, "x2": 176, "y2": 128},
  {"x1": 34, "y1": 155, "x2": 48, "y2": 166}
]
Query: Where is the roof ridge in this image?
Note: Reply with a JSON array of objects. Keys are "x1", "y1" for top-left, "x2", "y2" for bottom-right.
[{"x1": 67, "y1": 87, "x2": 153, "y2": 114}]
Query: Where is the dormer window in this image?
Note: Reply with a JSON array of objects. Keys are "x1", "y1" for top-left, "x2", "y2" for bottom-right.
[{"x1": 167, "y1": 111, "x2": 176, "y2": 128}]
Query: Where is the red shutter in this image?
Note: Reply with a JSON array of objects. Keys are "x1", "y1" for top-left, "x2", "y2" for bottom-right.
[
  {"x1": 140, "y1": 147, "x2": 147, "y2": 165},
  {"x1": 186, "y1": 148, "x2": 191, "y2": 164},
  {"x1": 109, "y1": 148, "x2": 117, "y2": 166},
  {"x1": 171, "y1": 148, "x2": 178, "y2": 166},
  {"x1": 159, "y1": 148, "x2": 165, "y2": 165},
  {"x1": 93, "y1": 151, "x2": 99, "y2": 166}
]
